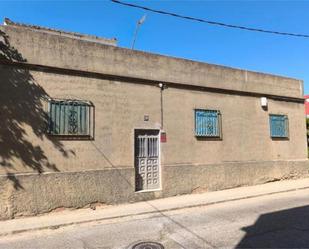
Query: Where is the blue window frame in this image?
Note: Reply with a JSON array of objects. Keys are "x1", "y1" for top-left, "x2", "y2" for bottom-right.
[
  {"x1": 269, "y1": 114, "x2": 288, "y2": 138},
  {"x1": 48, "y1": 99, "x2": 93, "y2": 137},
  {"x1": 195, "y1": 109, "x2": 221, "y2": 137}
]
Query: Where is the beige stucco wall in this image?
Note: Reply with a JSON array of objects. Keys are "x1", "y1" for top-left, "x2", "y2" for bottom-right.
[
  {"x1": 0, "y1": 24, "x2": 303, "y2": 99},
  {"x1": 0, "y1": 23, "x2": 308, "y2": 219},
  {"x1": 0, "y1": 70, "x2": 306, "y2": 175},
  {"x1": 163, "y1": 88, "x2": 307, "y2": 165},
  {"x1": 0, "y1": 70, "x2": 161, "y2": 174}
]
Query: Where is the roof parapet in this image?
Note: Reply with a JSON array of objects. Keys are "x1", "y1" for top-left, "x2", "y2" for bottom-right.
[{"x1": 3, "y1": 18, "x2": 117, "y2": 46}]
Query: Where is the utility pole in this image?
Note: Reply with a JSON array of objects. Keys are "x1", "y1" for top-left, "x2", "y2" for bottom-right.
[{"x1": 131, "y1": 15, "x2": 146, "y2": 49}]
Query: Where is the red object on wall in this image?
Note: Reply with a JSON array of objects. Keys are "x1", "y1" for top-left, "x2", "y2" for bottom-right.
[
  {"x1": 305, "y1": 95, "x2": 309, "y2": 117},
  {"x1": 160, "y1": 131, "x2": 167, "y2": 143}
]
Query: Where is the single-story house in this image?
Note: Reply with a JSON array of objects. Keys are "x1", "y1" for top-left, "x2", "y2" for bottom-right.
[{"x1": 0, "y1": 18, "x2": 307, "y2": 219}]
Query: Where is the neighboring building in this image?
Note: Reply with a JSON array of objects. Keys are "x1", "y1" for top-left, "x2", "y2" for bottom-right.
[{"x1": 0, "y1": 19, "x2": 308, "y2": 219}]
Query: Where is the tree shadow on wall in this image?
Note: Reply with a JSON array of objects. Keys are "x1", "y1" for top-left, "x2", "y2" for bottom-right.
[
  {"x1": 0, "y1": 30, "x2": 72, "y2": 189},
  {"x1": 236, "y1": 205, "x2": 309, "y2": 248}
]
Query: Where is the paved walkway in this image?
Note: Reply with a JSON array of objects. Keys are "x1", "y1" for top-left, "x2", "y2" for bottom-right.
[{"x1": 1, "y1": 178, "x2": 309, "y2": 237}]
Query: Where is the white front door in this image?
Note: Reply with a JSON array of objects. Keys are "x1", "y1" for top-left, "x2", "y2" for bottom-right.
[{"x1": 135, "y1": 129, "x2": 160, "y2": 191}]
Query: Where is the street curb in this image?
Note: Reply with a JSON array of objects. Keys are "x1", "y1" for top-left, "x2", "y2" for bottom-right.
[{"x1": 2, "y1": 185, "x2": 309, "y2": 237}]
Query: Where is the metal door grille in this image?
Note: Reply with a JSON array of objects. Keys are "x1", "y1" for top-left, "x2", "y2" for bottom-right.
[{"x1": 135, "y1": 130, "x2": 160, "y2": 191}]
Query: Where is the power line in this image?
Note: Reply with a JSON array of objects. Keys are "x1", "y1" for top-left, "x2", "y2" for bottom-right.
[{"x1": 111, "y1": 0, "x2": 309, "y2": 39}]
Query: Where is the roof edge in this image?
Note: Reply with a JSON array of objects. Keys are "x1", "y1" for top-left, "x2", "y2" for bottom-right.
[{"x1": 3, "y1": 17, "x2": 117, "y2": 46}]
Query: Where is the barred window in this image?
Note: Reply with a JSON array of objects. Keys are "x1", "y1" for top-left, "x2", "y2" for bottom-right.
[
  {"x1": 47, "y1": 99, "x2": 94, "y2": 138},
  {"x1": 195, "y1": 109, "x2": 221, "y2": 137},
  {"x1": 269, "y1": 114, "x2": 289, "y2": 138}
]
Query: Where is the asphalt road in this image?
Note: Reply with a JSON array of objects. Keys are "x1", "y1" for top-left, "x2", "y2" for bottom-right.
[{"x1": 1, "y1": 188, "x2": 309, "y2": 249}]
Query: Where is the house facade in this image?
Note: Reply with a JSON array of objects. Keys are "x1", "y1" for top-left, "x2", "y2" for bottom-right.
[{"x1": 0, "y1": 19, "x2": 308, "y2": 219}]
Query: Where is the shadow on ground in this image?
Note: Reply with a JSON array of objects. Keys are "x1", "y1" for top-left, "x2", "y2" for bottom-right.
[
  {"x1": 0, "y1": 29, "x2": 72, "y2": 189},
  {"x1": 236, "y1": 205, "x2": 309, "y2": 248}
]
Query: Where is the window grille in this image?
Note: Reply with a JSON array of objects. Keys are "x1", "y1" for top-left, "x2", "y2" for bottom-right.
[
  {"x1": 47, "y1": 99, "x2": 93, "y2": 137},
  {"x1": 269, "y1": 114, "x2": 288, "y2": 138},
  {"x1": 195, "y1": 109, "x2": 221, "y2": 137}
]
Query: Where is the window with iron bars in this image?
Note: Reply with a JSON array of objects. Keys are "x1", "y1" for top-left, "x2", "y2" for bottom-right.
[
  {"x1": 47, "y1": 99, "x2": 94, "y2": 138},
  {"x1": 269, "y1": 114, "x2": 289, "y2": 138},
  {"x1": 195, "y1": 109, "x2": 221, "y2": 137}
]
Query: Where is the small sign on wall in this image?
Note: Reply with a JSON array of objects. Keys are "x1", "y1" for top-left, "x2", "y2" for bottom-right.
[{"x1": 160, "y1": 131, "x2": 167, "y2": 143}]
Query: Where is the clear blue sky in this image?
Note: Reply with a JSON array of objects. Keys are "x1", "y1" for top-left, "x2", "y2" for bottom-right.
[{"x1": 1, "y1": 1, "x2": 309, "y2": 94}]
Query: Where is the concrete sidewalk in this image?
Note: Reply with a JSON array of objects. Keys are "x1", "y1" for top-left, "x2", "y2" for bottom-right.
[{"x1": 1, "y1": 178, "x2": 309, "y2": 237}]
